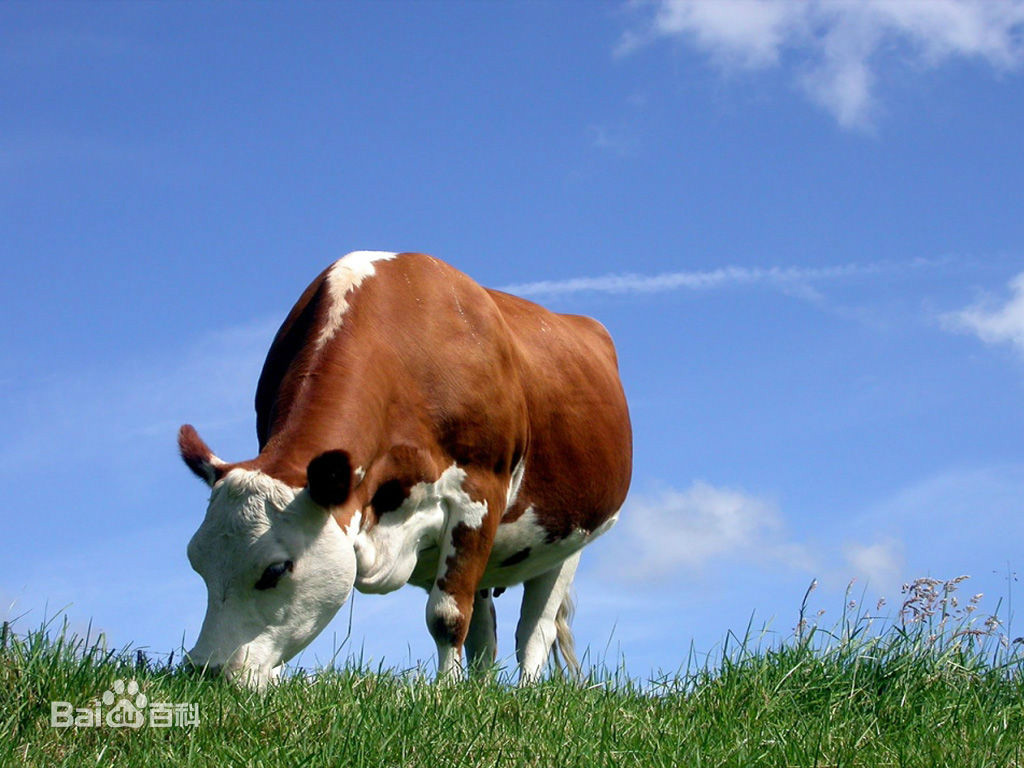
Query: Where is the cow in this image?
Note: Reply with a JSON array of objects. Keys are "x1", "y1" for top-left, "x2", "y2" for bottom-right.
[{"x1": 179, "y1": 251, "x2": 631, "y2": 687}]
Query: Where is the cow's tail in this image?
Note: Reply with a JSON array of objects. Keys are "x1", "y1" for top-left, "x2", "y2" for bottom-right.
[{"x1": 551, "y1": 591, "x2": 580, "y2": 681}]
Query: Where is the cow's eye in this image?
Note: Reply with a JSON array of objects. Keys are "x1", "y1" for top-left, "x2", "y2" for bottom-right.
[{"x1": 255, "y1": 560, "x2": 293, "y2": 590}]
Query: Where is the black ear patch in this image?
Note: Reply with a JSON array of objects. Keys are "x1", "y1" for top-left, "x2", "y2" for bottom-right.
[
  {"x1": 306, "y1": 450, "x2": 353, "y2": 508},
  {"x1": 371, "y1": 479, "x2": 407, "y2": 515}
]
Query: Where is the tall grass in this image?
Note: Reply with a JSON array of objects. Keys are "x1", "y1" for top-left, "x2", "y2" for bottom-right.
[{"x1": 2, "y1": 576, "x2": 1022, "y2": 767}]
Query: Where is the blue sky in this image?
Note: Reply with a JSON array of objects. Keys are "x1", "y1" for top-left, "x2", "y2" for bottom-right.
[{"x1": 3, "y1": 1, "x2": 1024, "y2": 680}]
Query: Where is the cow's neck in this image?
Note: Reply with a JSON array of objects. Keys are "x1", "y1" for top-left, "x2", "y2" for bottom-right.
[{"x1": 251, "y1": 376, "x2": 389, "y2": 490}]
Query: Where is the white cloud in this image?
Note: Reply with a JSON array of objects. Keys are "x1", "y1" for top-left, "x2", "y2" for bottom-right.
[
  {"x1": 619, "y1": 0, "x2": 805, "y2": 67},
  {"x1": 944, "y1": 272, "x2": 1024, "y2": 356},
  {"x1": 835, "y1": 463, "x2": 1024, "y2": 613},
  {"x1": 612, "y1": 481, "x2": 813, "y2": 579},
  {"x1": 589, "y1": 124, "x2": 641, "y2": 156},
  {"x1": 843, "y1": 538, "x2": 904, "y2": 587},
  {"x1": 620, "y1": 0, "x2": 1024, "y2": 129}
]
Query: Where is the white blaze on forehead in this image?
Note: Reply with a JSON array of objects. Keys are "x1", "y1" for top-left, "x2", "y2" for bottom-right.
[{"x1": 315, "y1": 250, "x2": 399, "y2": 352}]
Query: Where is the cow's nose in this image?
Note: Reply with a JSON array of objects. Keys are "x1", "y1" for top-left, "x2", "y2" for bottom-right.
[{"x1": 182, "y1": 658, "x2": 222, "y2": 678}]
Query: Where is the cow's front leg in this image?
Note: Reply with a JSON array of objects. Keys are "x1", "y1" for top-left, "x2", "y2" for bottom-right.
[
  {"x1": 425, "y1": 471, "x2": 503, "y2": 681},
  {"x1": 425, "y1": 585, "x2": 468, "y2": 681}
]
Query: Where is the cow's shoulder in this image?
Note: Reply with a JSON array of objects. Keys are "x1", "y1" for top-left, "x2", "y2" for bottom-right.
[{"x1": 255, "y1": 251, "x2": 401, "y2": 447}]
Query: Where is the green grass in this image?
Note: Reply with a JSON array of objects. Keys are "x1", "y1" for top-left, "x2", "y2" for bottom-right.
[{"x1": 2, "y1": 579, "x2": 1023, "y2": 768}]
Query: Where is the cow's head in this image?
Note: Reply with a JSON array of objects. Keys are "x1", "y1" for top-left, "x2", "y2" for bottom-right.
[{"x1": 178, "y1": 425, "x2": 357, "y2": 688}]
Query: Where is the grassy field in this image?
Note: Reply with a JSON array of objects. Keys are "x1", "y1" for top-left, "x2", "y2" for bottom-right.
[{"x1": 2, "y1": 579, "x2": 1022, "y2": 767}]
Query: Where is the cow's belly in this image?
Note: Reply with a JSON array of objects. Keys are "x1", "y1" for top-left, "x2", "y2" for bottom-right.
[{"x1": 406, "y1": 507, "x2": 618, "y2": 591}]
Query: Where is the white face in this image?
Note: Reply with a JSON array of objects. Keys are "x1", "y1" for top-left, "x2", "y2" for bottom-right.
[{"x1": 185, "y1": 469, "x2": 356, "y2": 688}]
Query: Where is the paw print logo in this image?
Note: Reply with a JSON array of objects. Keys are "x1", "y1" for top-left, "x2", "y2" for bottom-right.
[{"x1": 103, "y1": 679, "x2": 148, "y2": 729}]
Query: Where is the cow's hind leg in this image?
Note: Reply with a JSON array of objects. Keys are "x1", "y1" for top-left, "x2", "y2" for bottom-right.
[
  {"x1": 515, "y1": 550, "x2": 581, "y2": 685},
  {"x1": 465, "y1": 589, "x2": 498, "y2": 673}
]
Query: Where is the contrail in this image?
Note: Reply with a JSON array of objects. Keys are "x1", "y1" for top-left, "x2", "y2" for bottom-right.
[{"x1": 499, "y1": 258, "x2": 944, "y2": 298}]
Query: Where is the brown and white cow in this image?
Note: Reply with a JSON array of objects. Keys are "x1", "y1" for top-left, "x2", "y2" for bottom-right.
[{"x1": 179, "y1": 251, "x2": 631, "y2": 686}]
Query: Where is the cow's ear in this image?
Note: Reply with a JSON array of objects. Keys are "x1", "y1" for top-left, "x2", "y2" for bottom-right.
[
  {"x1": 178, "y1": 424, "x2": 226, "y2": 487},
  {"x1": 306, "y1": 450, "x2": 353, "y2": 509}
]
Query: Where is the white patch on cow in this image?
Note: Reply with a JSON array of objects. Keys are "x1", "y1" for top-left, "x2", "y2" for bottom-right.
[
  {"x1": 590, "y1": 511, "x2": 619, "y2": 541},
  {"x1": 428, "y1": 589, "x2": 462, "y2": 626},
  {"x1": 342, "y1": 508, "x2": 362, "y2": 539},
  {"x1": 427, "y1": 589, "x2": 465, "y2": 681},
  {"x1": 314, "y1": 250, "x2": 399, "y2": 352},
  {"x1": 353, "y1": 463, "x2": 489, "y2": 594},
  {"x1": 195, "y1": 454, "x2": 228, "y2": 487},
  {"x1": 506, "y1": 456, "x2": 526, "y2": 511},
  {"x1": 438, "y1": 464, "x2": 489, "y2": 531},
  {"x1": 185, "y1": 469, "x2": 356, "y2": 689},
  {"x1": 493, "y1": 506, "x2": 545, "y2": 552},
  {"x1": 479, "y1": 507, "x2": 620, "y2": 589},
  {"x1": 354, "y1": 465, "x2": 366, "y2": 484},
  {"x1": 516, "y1": 550, "x2": 581, "y2": 685}
]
